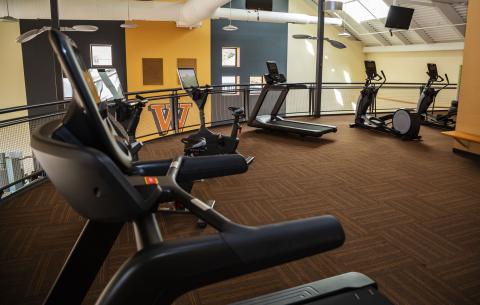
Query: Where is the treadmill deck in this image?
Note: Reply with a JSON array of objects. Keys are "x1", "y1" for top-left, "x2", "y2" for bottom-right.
[{"x1": 252, "y1": 115, "x2": 337, "y2": 137}]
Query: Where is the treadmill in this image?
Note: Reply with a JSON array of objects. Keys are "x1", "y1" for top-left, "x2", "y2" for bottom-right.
[{"x1": 248, "y1": 61, "x2": 337, "y2": 137}]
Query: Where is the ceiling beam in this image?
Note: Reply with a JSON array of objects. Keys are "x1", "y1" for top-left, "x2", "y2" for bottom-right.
[
  {"x1": 364, "y1": 41, "x2": 464, "y2": 53},
  {"x1": 435, "y1": 2, "x2": 466, "y2": 37},
  {"x1": 410, "y1": 20, "x2": 435, "y2": 43},
  {"x1": 341, "y1": 13, "x2": 391, "y2": 46}
]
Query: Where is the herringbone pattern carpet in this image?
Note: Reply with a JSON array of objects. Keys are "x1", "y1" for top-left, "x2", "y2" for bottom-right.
[{"x1": 1, "y1": 115, "x2": 479, "y2": 305}]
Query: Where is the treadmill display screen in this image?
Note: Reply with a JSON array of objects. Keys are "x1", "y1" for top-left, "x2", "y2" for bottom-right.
[
  {"x1": 88, "y1": 68, "x2": 124, "y2": 102},
  {"x1": 364, "y1": 61, "x2": 377, "y2": 79},
  {"x1": 266, "y1": 61, "x2": 279, "y2": 75},
  {"x1": 427, "y1": 63, "x2": 438, "y2": 80},
  {"x1": 178, "y1": 68, "x2": 199, "y2": 90}
]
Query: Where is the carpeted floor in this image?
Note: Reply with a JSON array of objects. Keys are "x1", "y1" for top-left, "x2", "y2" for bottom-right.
[{"x1": 1, "y1": 115, "x2": 480, "y2": 305}]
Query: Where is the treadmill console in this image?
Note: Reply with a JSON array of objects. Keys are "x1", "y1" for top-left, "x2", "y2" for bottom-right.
[
  {"x1": 427, "y1": 63, "x2": 438, "y2": 81},
  {"x1": 364, "y1": 61, "x2": 378, "y2": 80},
  {"x1": 264, "y1": 61, "x2": 286, "y2": 85}
]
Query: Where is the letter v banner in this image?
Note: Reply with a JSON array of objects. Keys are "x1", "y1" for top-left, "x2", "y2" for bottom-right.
[{"x1": 148, "y1": 103, "x2": 192, "y2": 135}]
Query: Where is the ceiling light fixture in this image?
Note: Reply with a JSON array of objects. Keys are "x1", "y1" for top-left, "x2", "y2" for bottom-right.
[
  {"x1": 338, "y1": 12, "x2": 351, "y2": 38},
  {"x1": 222, "y1": 1, "x2": 238, "y2": 32},
  {"x1": 121, "y1": 0, "x2": 138, "y2": 29}
]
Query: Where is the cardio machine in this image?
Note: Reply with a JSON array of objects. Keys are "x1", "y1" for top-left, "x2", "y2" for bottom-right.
[
  {"x1": 247, "y1": 61, "x2": 337, "y2": 137},
  {"x1": 178, "y1": 68, "x2": 254, "y2": 164},
  {"x1": 350, "y1": 61, "x2": 422, "y2": 140},
  {"x1": 35, "y1": 30, "x2": 394, "y2": 305},
  {"x1": 89, "y1": 69, "x2": 218, "y2": 228},
  {"x1": 88, "y1": 68, "x2": 148, "y2": 159},
  {"x1": 416, "y1": 63, "x2": 456, "y2": 130}
]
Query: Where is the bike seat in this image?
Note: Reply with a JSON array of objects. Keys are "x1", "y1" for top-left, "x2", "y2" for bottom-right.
[
  {"x1": 182, "y1": 137, "x2": 207, "y2": 153},
  {"x1": 228, "y1": 106, "x2": 245, "y2": 116}
]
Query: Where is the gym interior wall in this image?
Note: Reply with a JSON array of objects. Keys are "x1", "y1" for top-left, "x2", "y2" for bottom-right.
[
  {"x1": 0, "y1": 22, "x2": 27, "y2": 115},
  {"x1": 454, "y1": 0, "x2": 480, "y2": 156},
  {"x1": 125, "y1": 20, "x2": 212, "y2": 140}
]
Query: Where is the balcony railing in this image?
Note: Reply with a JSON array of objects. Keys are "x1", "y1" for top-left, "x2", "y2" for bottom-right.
[{"x1": 0, "y1": 81, "x2": 457, "y2": 201}]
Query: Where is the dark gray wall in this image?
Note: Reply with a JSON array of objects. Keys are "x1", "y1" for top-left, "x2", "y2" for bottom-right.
[
  {"x1": 211, "y1": 0, "x2": 289, "y2": 121},
  {"x1": 211, "y1": 0, "x2": 288, "y2": 85},
  {"x1": 20, "y1": 20, "x2": 127, "y2": 115}
]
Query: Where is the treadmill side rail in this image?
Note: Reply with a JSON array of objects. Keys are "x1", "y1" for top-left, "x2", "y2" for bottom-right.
[{"x1": 230, "y1": 272, "x2": 392, "y2": 305}]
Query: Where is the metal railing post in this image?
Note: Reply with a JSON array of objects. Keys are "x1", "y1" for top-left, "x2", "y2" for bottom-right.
[{"x1": 171, "y1": 90, "x2": 179, "y2": 134}]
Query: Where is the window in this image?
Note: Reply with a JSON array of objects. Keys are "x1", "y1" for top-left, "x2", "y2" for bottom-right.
[
  {"x1": 90, "y1": 44, "x2": 113, "y2": 66},
  {"x1": 249, "y1": 76, "x2": 264, "y2": 94},
  {"x1": 222, "y1": 76, "x2": 240, "y2": 95},
  {"x1": 62, "y1": 77, "x2": 72, "y2": 99},
  {"x1": 222, "y1": 47, "x2": 240, "y2": 67},
  {"x1": 343, "y1": 0, "x2": 389, "y2": 23}
]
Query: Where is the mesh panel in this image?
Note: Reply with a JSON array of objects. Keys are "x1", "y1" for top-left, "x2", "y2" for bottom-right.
[{"x1": 0, "y1": 111, "x2": 65, "y2": 199}]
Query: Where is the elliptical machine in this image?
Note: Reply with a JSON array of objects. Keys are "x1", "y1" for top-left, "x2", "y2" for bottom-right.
[
  {"x1": 178, "y1": 68, "x2": 254, "y2": 164},
  {"x1": 416, "y1": 63, "x2": 456, "y2": 130},
  {"x1": 350, "y1": 61, "x2": 422, "y2": 140}
]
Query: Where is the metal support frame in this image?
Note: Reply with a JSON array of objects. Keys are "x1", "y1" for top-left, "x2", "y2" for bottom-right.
[
  {"x1": 43, "y1": 221, "x2": 124, "y2": 305},
  {"x1": 314, "y1": 0, "x2": 325, "y2": 118},
  {"x1": 171, "y1": 92, "x2": 179, "y2": 133}
]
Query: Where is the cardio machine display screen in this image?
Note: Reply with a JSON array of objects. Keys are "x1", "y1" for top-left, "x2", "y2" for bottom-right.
[
  {"x1": 178, "y1": 68, "x2": 199, "y2": 90},
  {"x1": 88, "y1": 68, "x2": 124, "y2": 102},
  {"x1": 266, "y1": 61, "x2": 279, "y2": 75},
  {"x1": 364, "y1": 61, "x2": 377, "y2": 78},
  {"x1": 427, "y1": 63, "x2": 438, "y2": 80}
]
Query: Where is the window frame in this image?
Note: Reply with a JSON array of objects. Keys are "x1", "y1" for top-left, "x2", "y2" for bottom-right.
[
  {"x1": 90, "y1": 44, "x2": 113, "y2": 67},
  {"x1": 222, "y1": 47, "x2": 240, "y2": 67},
  {"x1": 221, "y1": 75, "x2": 240, "y2": 96}
]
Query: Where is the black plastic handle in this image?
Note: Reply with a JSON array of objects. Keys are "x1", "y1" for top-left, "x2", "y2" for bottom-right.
[
  {"x1": 221, "y1": 215, "x2": 345, "y2": 264},
  {"x1": 130, "y1": 154, "x2": 248, "y2": 182}
]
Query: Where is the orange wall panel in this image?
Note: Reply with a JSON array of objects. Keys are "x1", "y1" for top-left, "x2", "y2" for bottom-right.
[{"x1": 125, "y1": 20, "x2": 211, "y2": 141}]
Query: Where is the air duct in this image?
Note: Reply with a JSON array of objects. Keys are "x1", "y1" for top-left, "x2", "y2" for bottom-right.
[
  {"x1": 212, "y1": 8, "x2": 343, "y2": 26},
  {"x1": 130, "y1": 0, "x2": 230, "y2": 28},
  {"x1": 3, "y1": 0, "x2": 342, "y2": 27}
]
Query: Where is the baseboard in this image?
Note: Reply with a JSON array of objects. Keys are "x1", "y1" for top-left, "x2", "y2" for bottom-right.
[{"x1": 453, "y1": 148, "x2": 480, "y2": 162}]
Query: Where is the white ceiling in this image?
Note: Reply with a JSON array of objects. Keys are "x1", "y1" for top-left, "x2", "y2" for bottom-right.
[
  {"x1": 0, "y1": 0, "x2": 469, "y2": 47},
  {"x1": 318, "y1": 0, "x2": 469, "y2": 47}
]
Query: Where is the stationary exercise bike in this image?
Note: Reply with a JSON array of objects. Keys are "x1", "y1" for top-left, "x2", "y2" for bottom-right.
[
  {"x1": 178, "y1": 68, "x2": 254, "y2": 164},
  {"x1": 103, "y1": 94, "x2": 148, "y2": 160},
  {"x1": 416, "y1": 63, "x2": 456, "y2": 130},
  {"x1": 350, "y1": 61, "x2": 422, "y2": 140}
]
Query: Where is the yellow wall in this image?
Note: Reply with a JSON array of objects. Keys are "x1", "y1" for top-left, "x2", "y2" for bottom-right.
[
  {"x1": 0, "y1": 22, "x2": 27, "y2": 119},
  {"x1": 454, "y1": 0, "x2": 480, "y2": 155},
  {"x1": 125, "y1": 20, "x2": 211, "y2": 140},
  {"x1": 287, "y1": 0, "x2": 366, "y2": 114},
  {"x1": 365, "y1": 50, "x2": 463, "y2": 108},
  {"x1": 366, "y1": 50, "x2": 463, "y2": 83}
]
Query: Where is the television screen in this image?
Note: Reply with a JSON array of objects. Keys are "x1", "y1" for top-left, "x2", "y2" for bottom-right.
[
  {"x1": 246, "y1": 0, "x2": 272, "y2": 11},
  {"x1": 88, "y1": 68, "x2": 124, "y2": 102},
  {"x1": 178, "y1": 68, "x2": 199, "y2": 90},
  {"x1": 385, "y1": 6, "x2": 415, "y2": 30}
]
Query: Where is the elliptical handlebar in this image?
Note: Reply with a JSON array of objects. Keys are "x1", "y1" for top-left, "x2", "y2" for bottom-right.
[{"x1": 134, "y1": 94, "x2": 149, "y2": 106}]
